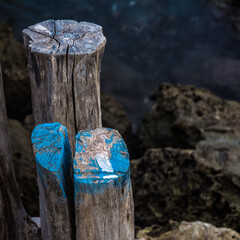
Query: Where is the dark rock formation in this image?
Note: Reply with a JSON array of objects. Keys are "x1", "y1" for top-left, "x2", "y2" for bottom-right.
[
  {"x1": 135, "y1": 83, "x2": 240, "y2": 233},
  {"x1": 131, "y1": 148, "x2": 240, "y2": 232},
  {"x1": 138, "y1": 83, "x2": 240, "y2": 151},
  {"x1": 136, "y1": 221, "x2": 240, "y2": 240},
  {"x1": 0, "y1": 22, "x2": 31, "y2": 120}
]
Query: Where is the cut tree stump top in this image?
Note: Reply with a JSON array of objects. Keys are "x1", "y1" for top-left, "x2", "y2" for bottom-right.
[{"x1": 22, "y1": 19, "x2": 106, "y2": 55}]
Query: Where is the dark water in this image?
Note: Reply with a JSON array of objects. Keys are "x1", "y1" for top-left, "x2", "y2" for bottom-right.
[{"x1": 1, "y1": 0, "x2": 240, "y2": 129}]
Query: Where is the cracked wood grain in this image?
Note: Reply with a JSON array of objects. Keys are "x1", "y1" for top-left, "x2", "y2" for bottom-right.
[{"x1": 22, "y1": 19, "x2": 106, "y2": 152}]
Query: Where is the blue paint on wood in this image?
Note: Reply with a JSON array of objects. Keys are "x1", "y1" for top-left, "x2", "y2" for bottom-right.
[
  {"x1": 32, "y1": 124, "x2": 131, "y2": 197},
  {"x1": 73, "y1": 128, "x2": 131, "y2": 194},
  {"x1": 31, "y1": 122, "x2": 72, "y2": 198}
]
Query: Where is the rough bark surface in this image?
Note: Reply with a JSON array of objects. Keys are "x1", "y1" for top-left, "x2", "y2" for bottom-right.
[
  {"x1": 74, "y1": 128, "x2": 134, "y2": 240},
  {"x1": 22, "y1": 19, "x2": 106, "y2": 151},
  {"x1": 0, "y1": 63, "x2": 41, "y2": 240}
]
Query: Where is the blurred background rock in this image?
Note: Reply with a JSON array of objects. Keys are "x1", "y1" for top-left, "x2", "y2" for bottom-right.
[{"x1": 1, "y1": 0, "x2": 240, "y2": 239}]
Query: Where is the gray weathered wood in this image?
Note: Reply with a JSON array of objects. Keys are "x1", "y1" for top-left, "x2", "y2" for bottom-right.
[
  {"x1": 74, "y1": 127, "x2": 135, "y2": 240},
  {"x1": 31, "y1": 122, "x2": 74, "y2": 240},
  {"x1": 0, "y1": 63, "x2": 41, "y2": 240},
  {"x1": 22, "y1": 19, "x2": 106, "y2": 152}
]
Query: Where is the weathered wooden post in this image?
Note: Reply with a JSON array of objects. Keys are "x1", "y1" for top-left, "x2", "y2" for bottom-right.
[
  {"x1": 22, "y1": 19, "x2": 106, "y2": 151},
  {"x1": 0, "y1": 63, "x2": 40, "y2": 240},
  {"x1": 24, "y1": 19, "x2": 134, "y2": 239},
  {"x1": 74, "y1": 127, "x2": 134, "y2": 240},
  {"x1": 31, "y1": 123, "x2": 74, "y2": 240}
]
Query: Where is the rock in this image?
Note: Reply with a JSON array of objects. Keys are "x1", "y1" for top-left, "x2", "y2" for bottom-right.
[
  {"x1": 136, "y1": 221, "x2": 240, "y2": 240},
  {"x1": 138, "y1": 83, "x2": 240, "y2": 151},
  {"x1": 8, "y1": 119, "x2": 38, "y2": 216},
  {"x1": 131, "y1": 148, "x2": 240, "y2": 232},
  {"x1": 0, "y1": 22, "x2": 31, "y2": 120},
  {"x1": 101, "y1": 92, "x2": 132, "y2": 137},
  {"x1": 23, "y1": 114, "x2": 34, "y2": 131}
]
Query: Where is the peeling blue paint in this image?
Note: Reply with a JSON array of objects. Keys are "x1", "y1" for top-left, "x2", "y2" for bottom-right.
[
  {"x1": 31, "y1": 122, "x2": 72, "y2": 199},
  {"x1": 73, "y1": 128, "x2": 131, "y2": 195},
  {"x1": 32, "y1": 124, "x2": 131, "y2": 198}
]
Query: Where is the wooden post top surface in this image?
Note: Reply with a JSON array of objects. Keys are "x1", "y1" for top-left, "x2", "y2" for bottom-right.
[
  {"x1": 22, "y1": 19, "x2": 106, "y2": 55},
  {"x1": 32, "y1": 123, "x2": 70, "y2": 171},
  {"x1": 74, "y1": 128, "x2": 130, "y2": 185}
]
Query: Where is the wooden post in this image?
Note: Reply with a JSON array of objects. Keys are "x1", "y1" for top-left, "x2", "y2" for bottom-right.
[
  {"x1": 22, "y1": 19, "x2": 106, "y2": 152},
  {"x1": 0, "y1": 63, "x2": 40, "y2": 240},
  {"x1": 74, "y1": 127, "x2": 134, "y2": 240},
  {"x1": 31, "y1": 122, "x2": 74, "y2": 240},
  {"x1": 24, "y1": 19, "x2": 134, "y2": 239}
]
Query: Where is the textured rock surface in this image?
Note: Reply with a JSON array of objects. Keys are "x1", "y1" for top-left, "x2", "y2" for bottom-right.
[
  {"x1": 136, "y1": 221, "x2": 240, "y2": 240},
  {"x1": 131, "y1": 148, "x2": 240, "y2": 232},
  {"x1": 138, "y1": 83, "x2": 240, "y2": 151},
  {"x1": 0, "y1": 22, "x2": 31, "y2": 120}
]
